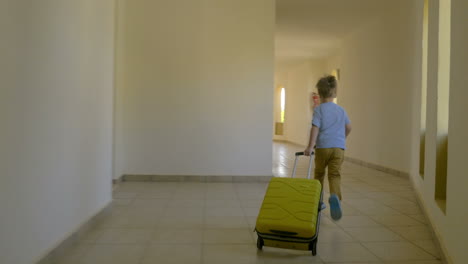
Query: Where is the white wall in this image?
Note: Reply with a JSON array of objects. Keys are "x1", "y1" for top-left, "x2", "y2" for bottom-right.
[
  {"x1": 326, "y1": 0, "x2": 422, "y2": 173},
  {"x1": 410, "y1": 0, "x2": 468, "y2": 263},
  {"x1": 115, "y1": 0, "x2": 275, "y2": 177},
  {"x1": 275, "y1": 60, "x2": 326, "y2": 146},
  {"x1": 0, "y1": 1, "x2": 115, "y2": 263}
]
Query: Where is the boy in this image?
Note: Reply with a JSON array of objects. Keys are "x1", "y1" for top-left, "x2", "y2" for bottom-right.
[{"x1": 304, "y1": 75, "x2": 351, "y2": 221}]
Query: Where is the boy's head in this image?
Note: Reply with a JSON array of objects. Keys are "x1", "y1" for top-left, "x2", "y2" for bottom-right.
[{"x1": 316, "y1": 75, "x2": 338, "y2": 99}]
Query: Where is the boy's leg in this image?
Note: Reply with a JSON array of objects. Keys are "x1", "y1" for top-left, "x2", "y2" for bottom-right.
[
  {"x1": 314, "y1": 148, "x2": 329, "y2": 187},
  {"x1": 315, "y1": 149, "x2": 329, "y2": 211},
  {"x1": 328, "y1": 148, "x2": 344, "y2": 220},
  {"x1": 328, "y1": 148, "x2": 345, "y2": 200}
]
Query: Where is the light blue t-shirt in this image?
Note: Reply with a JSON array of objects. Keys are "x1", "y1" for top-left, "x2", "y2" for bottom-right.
[{"x1": 312, "y1": 102, "x2": 350, "y2": 149}]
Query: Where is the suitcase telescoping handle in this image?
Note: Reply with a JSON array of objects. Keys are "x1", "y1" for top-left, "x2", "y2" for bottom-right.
[{"x1": 292, "y1": 151, "x2": 314, "y2": 179}]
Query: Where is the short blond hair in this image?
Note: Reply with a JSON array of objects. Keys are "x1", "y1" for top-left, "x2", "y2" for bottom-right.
[{"x1": 316, "y1": 75, "x2": 337, "y2": 98}]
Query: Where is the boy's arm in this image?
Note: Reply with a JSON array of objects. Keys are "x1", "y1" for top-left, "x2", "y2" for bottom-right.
[
  {"x1": 304, "y1": 125, "x2": 319, "y2": 156},
  {"x1": 345, "y1": 123, "x2": 352, "y2": 137}
]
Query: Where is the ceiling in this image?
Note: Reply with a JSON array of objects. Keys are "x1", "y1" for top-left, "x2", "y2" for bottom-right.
[{"x1": 276, "y1": 0, "x2": 388, "y2": 66}]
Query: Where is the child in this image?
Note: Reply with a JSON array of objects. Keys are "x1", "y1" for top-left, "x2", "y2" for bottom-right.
[{"x1": 304, "y1": 75, "x2": 351, "y2": 221}]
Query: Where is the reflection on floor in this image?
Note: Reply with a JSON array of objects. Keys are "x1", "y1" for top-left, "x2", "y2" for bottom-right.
[{"x1": 55, "y1": 141, "x2": 442, "y2": 264}]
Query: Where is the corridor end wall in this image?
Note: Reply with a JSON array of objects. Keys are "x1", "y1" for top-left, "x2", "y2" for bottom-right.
[
  {"x1": 115, "y1": 0, "x2": 275, "y2": 177},
  {"x1": 274, "y1": 60, "x2": 327, "y2": 146}
]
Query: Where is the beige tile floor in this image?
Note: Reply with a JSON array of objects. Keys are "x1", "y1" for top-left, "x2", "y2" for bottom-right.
[{"x1": 55, "y1": 142, "x2": 443, "y2": 264}]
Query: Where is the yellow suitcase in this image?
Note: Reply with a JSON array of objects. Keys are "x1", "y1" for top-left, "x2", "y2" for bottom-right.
[{"x1": 255, "y1": 152, "x2": 323, "y2": 256}]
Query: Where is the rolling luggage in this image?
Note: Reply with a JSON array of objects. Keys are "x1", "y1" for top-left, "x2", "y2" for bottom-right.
[{"x1": 255, "y1": 151, "x2": 323, "y2": 256}]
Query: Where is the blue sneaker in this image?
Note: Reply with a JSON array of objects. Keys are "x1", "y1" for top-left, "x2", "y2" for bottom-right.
[{"x1": 328, "y1": 194, "x2": 342, "y2": 221}]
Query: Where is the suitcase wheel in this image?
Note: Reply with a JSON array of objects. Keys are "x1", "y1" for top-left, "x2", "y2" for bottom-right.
[
  {"x1": 310, "y1": 240, "x2": 317, "y2": 256},
  {"x1": 256, "y1": 237, "x2": 264, "y2": 250}
]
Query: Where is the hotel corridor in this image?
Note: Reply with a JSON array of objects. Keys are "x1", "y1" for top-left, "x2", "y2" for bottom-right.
[{"x1": 53, "y1": 142, "x2": 442, "y2": 264}]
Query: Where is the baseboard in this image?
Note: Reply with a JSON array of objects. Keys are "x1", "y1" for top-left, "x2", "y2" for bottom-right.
[
  {"x1": 273, "y1": 135, "x2": 286, "y2": 141},
  {"x1": 112, "y1": 176, "x2": 124, "y2": 191},
  {"x1": 409, "y1": 176, "x2": 453, "y2": 264},
  {"x1": 36, "y1": 202, "x2": 112, "y2": 264},
  {"x1": 274, "y1": 139, "x2": 306, "y2": 148},
  {"x1": 344, "y1": 156, "x2": 410, "y2": 178},
  {"x1": 120, "y1": 174, "x2": 273, "y2": 183},
  {"x1": 273, "y1": 141, "x2": 410, "y2": 179},
  {"x1": 112, "y1": 176, "x2": 123, "y2": 185}
]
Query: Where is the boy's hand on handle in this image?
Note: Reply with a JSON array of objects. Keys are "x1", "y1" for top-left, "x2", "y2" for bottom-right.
[
  {"x1": 304, "y1": 146, "x2": 314, "y2": 156},
  {"x1": 305, "y1": 126, "x2": 319, "y2": 156}
]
